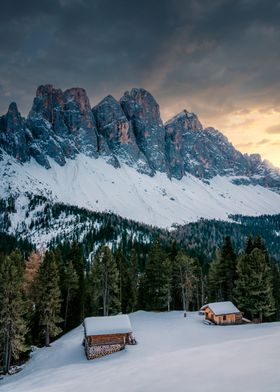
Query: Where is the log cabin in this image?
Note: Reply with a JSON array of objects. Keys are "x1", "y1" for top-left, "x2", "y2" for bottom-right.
[
  {"x1": 83, "y1": 314, "x2": 135, "y2": 359},
  {"x1": 200, "y1": 301, "x2": 243, "y2": 325}
]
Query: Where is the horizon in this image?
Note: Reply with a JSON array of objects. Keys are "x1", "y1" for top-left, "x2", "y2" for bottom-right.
[{"x1": 0, "y1": 0, "x2": 280, "y2": 166}]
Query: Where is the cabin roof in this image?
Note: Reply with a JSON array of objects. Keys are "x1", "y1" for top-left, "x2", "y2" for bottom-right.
[
  {"x1": 201, "y1": 301, "x2": 241, "y2": 316},
  {"x1": 84, "y1": 314, "x2": 132, "y2": 337}
]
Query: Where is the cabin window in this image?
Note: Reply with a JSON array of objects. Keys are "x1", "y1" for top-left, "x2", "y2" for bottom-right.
[{"x1": 223, "y1": 315, "x2": 227, "y2": 321}]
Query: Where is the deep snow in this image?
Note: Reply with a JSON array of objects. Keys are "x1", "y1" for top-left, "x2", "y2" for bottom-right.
[
  {"x1": 2, "y1": 311, "x2": 280, "y2": 392},
  {"x1": 2, "y1": 153, "x2": 280, "y2": 229}
]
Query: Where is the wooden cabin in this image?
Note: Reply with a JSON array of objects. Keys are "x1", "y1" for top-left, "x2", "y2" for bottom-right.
[
  {"x1": 83, "y1": 314, "x2": 135, "y2": 359},
  {"x1": 200, "y1": 301, "x2": 243, "y2": 325}
]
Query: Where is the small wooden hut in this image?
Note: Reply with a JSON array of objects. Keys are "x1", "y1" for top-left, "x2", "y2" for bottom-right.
[
  {"x1": 200, "y1": 301, "x2": 243, "y2": 325},
  {"x1": 83, "y1": 314, "x2": 135, "y2": 359}
]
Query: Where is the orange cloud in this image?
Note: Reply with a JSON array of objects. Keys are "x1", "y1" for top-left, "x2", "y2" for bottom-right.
[{"x1": 266, "y1": 124, "x2": 280, "y2": 134}]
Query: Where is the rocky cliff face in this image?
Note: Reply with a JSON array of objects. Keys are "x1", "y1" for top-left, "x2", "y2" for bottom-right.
[
  {"x1": 0, "y1": 84, "x2": 279, "y2": 192},
  {"x1": 165, "y1": 110, "x2": 250, "y2": 179},
  {"x1": 120, "y1": 88, "x2": 167, "y2": 173},
  {"x1": 92, "y1": 94, "x2": 152, "y2": 174},
  {"x1": 26, "y1": 85, "x2": 99, "y2": 168},
  {"x1": 165, "y1": 110, "x2": 203, "y2": 179}
]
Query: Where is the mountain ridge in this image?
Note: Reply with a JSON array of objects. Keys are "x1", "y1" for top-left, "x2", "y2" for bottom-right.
[{"x1": 1, "y1": 84, "x2": 279, "y2": 192}]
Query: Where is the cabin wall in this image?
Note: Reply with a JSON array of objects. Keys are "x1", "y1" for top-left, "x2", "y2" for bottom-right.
[
  {"x1": 204, "y1": 308, "x2": 215, "y2": 323},
  {"x1": 214, "y1": 314, "x2": 236, "y2": 325},
  {"x1": 88, "y1": 333, "x2": 131, "y2": 346},
  {"x1": 204, "y1": 307, "x2": 243, "y2": 325}
]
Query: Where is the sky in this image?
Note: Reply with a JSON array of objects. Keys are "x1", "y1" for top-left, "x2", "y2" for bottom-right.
[{"x1": 0, "y1": 0, "x2": 280, "y2": 167}]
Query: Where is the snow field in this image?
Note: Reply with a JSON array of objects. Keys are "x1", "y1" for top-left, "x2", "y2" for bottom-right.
[
  {"x1": 2, "y1": 153, "x2": 280, "y2": 229},
  {"x1": 2, "y1": 311, "x2": 280, "y2": 392}
]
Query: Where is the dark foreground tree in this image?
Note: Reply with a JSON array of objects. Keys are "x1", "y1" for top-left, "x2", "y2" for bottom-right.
[
  {"x1": 208, "y1": 236, "x2": 236, "y2": 302},
  {"x1": 67, "y1": 241, "x2": 86, "y2": 326},
  {"x1": 62, "y1": 260, "x2": 78, "y2": 331},
  {"x1": 0, "y1": 251, "x2": 27, "y2": 374},
  {"x1": 143, "y1": 239, "x2": 171, "y2": 310},
  {"x1": 234, "y1": 248, "x2": 275, "y2": 322},
  {"x1": 116, "y1": 248, "x2": 138, "y2": 313},
  {"x1": 175, "y1": 252, "x2": 198, "y2": 312},
  {"x1": 89, "y1": 246, "x2": 120, "y2": 316},
  {"x1": 35, "y1": 251, "x2": 62, "y2": 346}
]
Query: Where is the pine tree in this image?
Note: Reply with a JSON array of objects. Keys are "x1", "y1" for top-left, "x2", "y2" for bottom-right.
[
  {"x1": 0, "y1": 251, "x2": 27, "y2": 374},
  {"x1": 245, "y1": 236, "x2": 254, "y2": 254},
  {"x1": 175, "y1": 251, "x2": 197, "y2": 312},
  {"x1": 143, "y1": 239, "x2": 171, "y2": 310},
  {"x1": 89, "y1": 246, "x2": 120, "y2": 316},
  {"x1": 207, "y1": 237, "x2": 236, "y2": 302},
  {"x1": 253, "y1": 235, "x2": 267, "y2": 253},
  {"x1": 115, "y1": 248, "x2": 126, "y2": 311},
  {"x1": 136, "y1": 273, "x2": 146, "y2": 310},
  {"x1": 169, "y1": 241, "x2": 182, "y2": 310},
  {"x1": 234, "y1": 248, "x2": 275, "y2": 322},
  {"x1": 63, "y1": 260, "x2": 78, "y2": 331},
  {"x1": 23, "y1": 250, "x2": 42, "y2": 347},
  {"x1": 67, "y1": 241, "x2": 85, "y2": 325},
  {"x1": 163, "y1": 258, "x2": 172, "y2": 311},
  {"x1": 35, "y1": 251, "x2": 62, "y2": 346},
  {"x1": 208, "y1": 255, "x2": 223, "y2": 302},
  {"x1": 129, "y1": 248, "x2": 139, "y2": 312},
  {"x1": 116, "y1": 248, "x2": 138, "y2": 313},
  {"x1": 271, "y1": 262, "x2": 280, "y2": 321}
]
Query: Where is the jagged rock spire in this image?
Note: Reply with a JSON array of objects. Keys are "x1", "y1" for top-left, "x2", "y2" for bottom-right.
[
  {"x1": 92, "y1": 94, "x2": 152, "y2": 175},
  {"x1": 120, "y1": 88, "x2": 167, "y2": 173},
  {"x1": 0, "y1": 102, "x2": 29, "y2": 162}
]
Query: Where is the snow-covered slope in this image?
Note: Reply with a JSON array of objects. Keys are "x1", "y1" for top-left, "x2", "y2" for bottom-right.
[
  {"x1": 2, "y1": 312, "x2": 280, "y2": 392},
  {"x1": 1, "y1": 152, "x2": 280, "y2": 229}
]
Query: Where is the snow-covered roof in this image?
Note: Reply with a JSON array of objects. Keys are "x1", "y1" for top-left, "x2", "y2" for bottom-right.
[
  {"x1": 84, "y1": 314, "x2": 132, "y2": 337},
  {"x1": 201, "y1": 301, "x2": 241, "y2": 315}
]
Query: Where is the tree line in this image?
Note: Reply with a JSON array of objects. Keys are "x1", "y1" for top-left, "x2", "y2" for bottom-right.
[{"x1": 1, "y1": 235, "x2": 280, "y2": 374}]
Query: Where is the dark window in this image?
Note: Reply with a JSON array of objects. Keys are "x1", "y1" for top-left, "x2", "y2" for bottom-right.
[{"x1": 223, "y1": 315, "x2": 227, "y2": 321}]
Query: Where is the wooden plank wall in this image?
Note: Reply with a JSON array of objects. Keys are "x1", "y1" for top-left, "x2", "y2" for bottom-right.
[{"x1": 87, "y1": 333, "x2": 131, "y2": 346}]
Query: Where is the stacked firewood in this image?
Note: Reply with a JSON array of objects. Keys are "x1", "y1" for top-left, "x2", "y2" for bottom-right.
[{"x1": 86, "y1": 344, "x2": 124, "y2": 359}]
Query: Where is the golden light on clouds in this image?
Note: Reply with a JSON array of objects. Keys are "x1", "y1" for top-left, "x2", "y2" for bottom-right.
[{"x1": 217, "y1": 109, "x2": 280, "y2": 168}]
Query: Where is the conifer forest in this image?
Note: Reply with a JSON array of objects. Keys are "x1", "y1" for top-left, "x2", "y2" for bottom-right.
[{"x1": 1, "y1": 229, "x2": 279, "y2": 374}]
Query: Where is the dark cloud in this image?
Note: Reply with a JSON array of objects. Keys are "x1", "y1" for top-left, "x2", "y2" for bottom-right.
[
  {"x1": 266, "y1": 124, "x2": 280, "y2": 134},
  {"x1": 0, "y1": 0, "x2": 280, "y2": 124}
]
